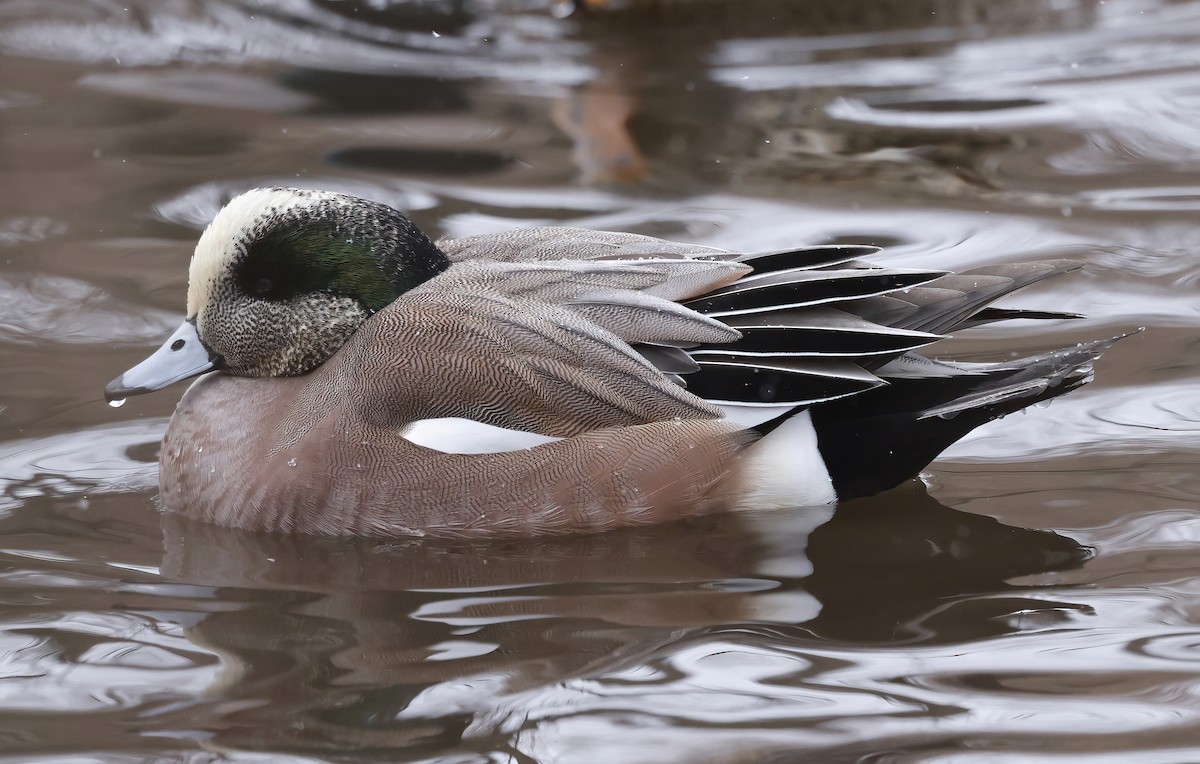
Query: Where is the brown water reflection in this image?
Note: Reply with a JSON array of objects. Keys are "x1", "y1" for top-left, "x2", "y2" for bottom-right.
[
  {"x1": 0, "y1": 488, "x2": 1086, "y2": 760},
  {"x1": 2, "y1": 0, "x2": 1200, "y2": 761}
]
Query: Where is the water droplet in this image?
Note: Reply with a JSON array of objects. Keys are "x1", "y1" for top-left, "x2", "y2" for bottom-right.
[
  {"x1": 287, "y1": 458, "x2": 298, "y2": 467},
  {"x1": 108, "y1": 398, "x2": 126, "y2": 408}
]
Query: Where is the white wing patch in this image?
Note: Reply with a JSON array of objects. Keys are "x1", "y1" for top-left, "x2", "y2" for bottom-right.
[{"x1": 403, "y1": 417, "x2": 563, "y2": 454}]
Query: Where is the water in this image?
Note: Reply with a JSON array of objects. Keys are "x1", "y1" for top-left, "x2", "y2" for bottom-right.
[{"x1": 1, "y1": 0, "x2": 1199, "y2": 760}]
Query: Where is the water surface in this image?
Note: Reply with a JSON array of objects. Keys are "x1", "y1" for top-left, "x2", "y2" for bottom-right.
[{"x1": 2, "y1": 0, "x2": 1200, "y2": 761}]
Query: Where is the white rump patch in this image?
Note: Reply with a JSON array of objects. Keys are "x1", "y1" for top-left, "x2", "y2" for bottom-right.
[
  {"x1": 734, "y1": 410, "x2": 836, "y2": 508},
  {"x1": 403, "y1": 417, "x2": 562, "y2": 454}
]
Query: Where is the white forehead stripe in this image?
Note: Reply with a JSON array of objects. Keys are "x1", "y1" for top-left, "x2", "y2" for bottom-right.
[{"x1": 186, "y1": 187, "x2": 336, "y2": 317}]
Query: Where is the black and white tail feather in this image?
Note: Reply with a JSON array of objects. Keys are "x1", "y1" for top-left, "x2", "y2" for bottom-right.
[
  {"x1": 439, "y1": 228, "x2": 1122, "y2": 505},
  {"x1": 677, "y1": 246, "x2": 1117, "y2": 500}
]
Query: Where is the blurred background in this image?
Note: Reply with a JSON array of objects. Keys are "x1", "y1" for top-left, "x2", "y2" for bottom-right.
[{"x1": 2, "y1": 0, "x2": 1200, "y2": 761}]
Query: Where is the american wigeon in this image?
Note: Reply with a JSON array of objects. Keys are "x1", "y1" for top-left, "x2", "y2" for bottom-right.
[{"x1": 105, "y1": 187, "x2": 1119, "y2": 538}]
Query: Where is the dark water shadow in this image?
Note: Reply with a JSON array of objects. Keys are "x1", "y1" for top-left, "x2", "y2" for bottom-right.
[
  {"x1": 283, "y1": 69, "x2": 472, "y2": 115},
  {"x1": 146, "y1": 486, "x2": 1089, "y2": 756},
  {"x1": 327, "y1": 146, "x2": 514, "y2": 176},
  {"x1": 309, "y1": 0, "x2": 474, "y2": 33},
  {"x1": 803, "y1": 484, "x2": 1091, "y2": 644}
]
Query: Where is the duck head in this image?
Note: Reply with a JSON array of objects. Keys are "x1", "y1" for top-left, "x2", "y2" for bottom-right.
[{"x1": 105, "y1": 187, "x2": 449, "y2": 402}]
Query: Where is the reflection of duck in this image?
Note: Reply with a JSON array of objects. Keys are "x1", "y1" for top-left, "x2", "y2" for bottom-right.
[
  {"x1": 804, "y1": 484, "x2": 1091, "y2": 643},
  {"x1": 105, "y1": 187, "x2": 1121, "y2": 537},
  {"x1": 156, "y1": 485, "x2": 1087, "y2": 753}
]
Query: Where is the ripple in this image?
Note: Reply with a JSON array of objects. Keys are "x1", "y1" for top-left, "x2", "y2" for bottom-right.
[
  {"x1": 906, "y1": 665, "x2": 1200, "y2": 702},
  {"x1": 1077, "y1": 186, "x2": 1200, "y2": 212},
  {"x1": 80, "y1": 70, "x2": 316, "y2": 112},
  {"x1": 1049, "y1": 93, "x2": 1200, "y2": 177},
  {"x1": 0, "y1": 419, "x2": 166, "y2": 513},
  {"x1": 0, "y1": 216, "x2": 65, "y2": 247},
  {"x1": 714, "y1": 57, "x2": 943, "y2": 91},
  {"x1": 828, "y1": 94, "x2": 1066, "y2": 130},
  {"x1": 154, "y1": 179, "x2": 438, "y2": 229},
  {"x1": 0, "y1": 89, "x2": 37, "y2": 109},
  {"x1": 0, "y1": 612, "x2": 219, "y2": 712},
  {"x1": 6, "y1": 0, "x2": 1200, "y2": 760},
  {"x1": 425, "y1": 639, "x2": 499, "y2": 662},
  {"x1": 942, "y1": 379, "x2": 1200, "y2": 464},
  {"x1": 889, "y1": 663, "x2": 1199, "y2": 737},
  {"x1": 439, "y1": 190, "x2": 1088, "y2": 272},
  {"x1": 714, "y1": 1, "x2": 1200, "y2": 218},
  {"x1": 0, "y1": 274, "x2": 177, "y2": 345},
  {"x1": 1128, "y1": 632, "x2": 1200, "y2": 663},
  {"x1": 407, "y1": 581, "x2": 817, "y2": 630},
  {"x1": 0, "y1": 1, "x2": 592, "y2": 84},
  {"x1": 873, "y1": 97, "x2": 1046, "y2": 114},
  {"x1": 1096, "y1": 510, "x2": 1200, "y2": 552},
  {"x1": 460, "y1": 636, "x2": 908, "y2": 742}
]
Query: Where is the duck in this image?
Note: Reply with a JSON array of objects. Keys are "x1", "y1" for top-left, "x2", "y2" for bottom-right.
[{"x1": 105, "y1": 187, "x2": 1120, "y2": 539}]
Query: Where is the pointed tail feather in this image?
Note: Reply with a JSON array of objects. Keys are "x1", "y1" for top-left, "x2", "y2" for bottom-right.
[{"x1": 809, "y1": 333, "x2": 1132, "y2": 500}]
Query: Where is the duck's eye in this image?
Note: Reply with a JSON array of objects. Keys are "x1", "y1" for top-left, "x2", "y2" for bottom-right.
[{"x1": 252, "y1": 278, "x2": 274, "y2": 296}]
